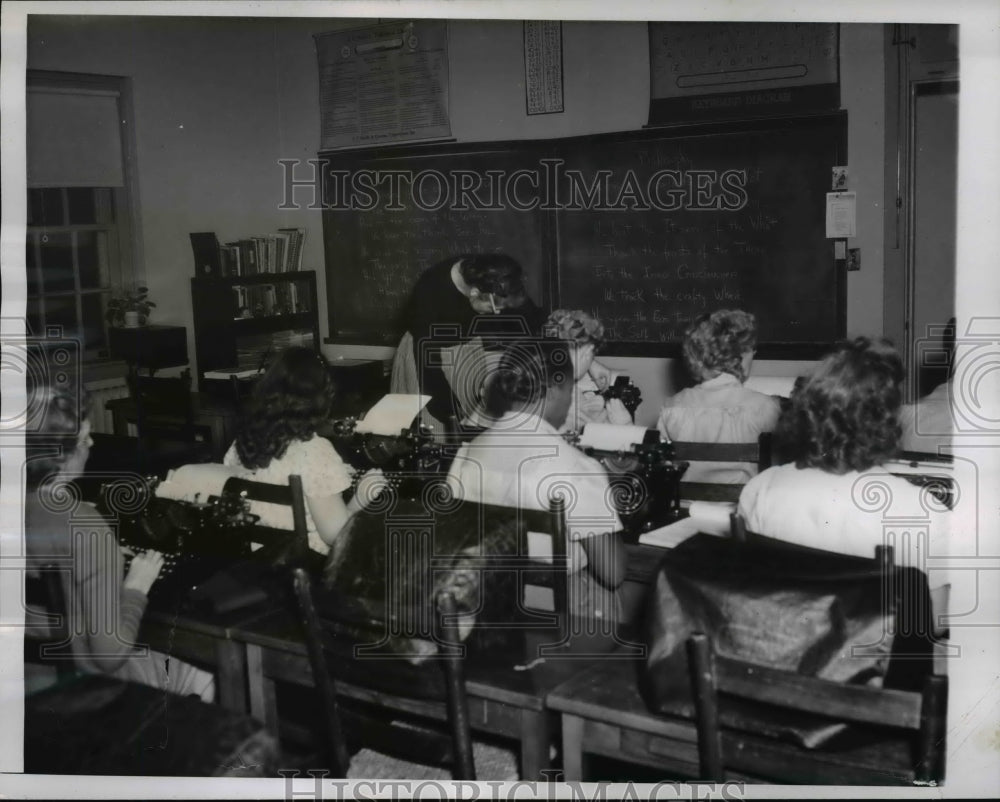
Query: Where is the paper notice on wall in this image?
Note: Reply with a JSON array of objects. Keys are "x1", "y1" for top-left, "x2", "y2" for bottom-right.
[
  {"x1": 315, "y1": 20, "x2": 451, "y2": 150},
  {"x1": 826, "y1": 191, "x2": 857, "y2": 238}
]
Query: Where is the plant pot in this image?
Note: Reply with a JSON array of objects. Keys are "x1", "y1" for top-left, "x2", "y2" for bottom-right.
[{"x1": 124, "y1": 311, "x2": 141, "y2": 328}]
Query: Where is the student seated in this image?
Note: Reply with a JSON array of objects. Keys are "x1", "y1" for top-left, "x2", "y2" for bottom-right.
[
  {"x1": 223, "y1": 347, "x2": 386, "y2": 556},
  {"x1": 544, "y1": 309, "x2": 633, "y2": 433},
  {"x1": 738, "y1": 338, "x2": 951, "y2": 609},
  {"x1": 24, "y1": 381, "x2": 213, "y2": 699},
  {"x1": 445, "y1": 340, "x2": 627, "y2": 623},
  {"x1": 657, "y1": 309, "x2": 780, "y2": 482}
]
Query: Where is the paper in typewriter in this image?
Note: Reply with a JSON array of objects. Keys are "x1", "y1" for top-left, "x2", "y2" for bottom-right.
[
  {"x1": 578, "y1": 422, "x2": 650, "y2": 451},
  {"x1": 354, "y1": 393, "x2": 431, "y2": 435},
  {"x1": 638, "y1": 501, "x2": 734, "y2": 548}
]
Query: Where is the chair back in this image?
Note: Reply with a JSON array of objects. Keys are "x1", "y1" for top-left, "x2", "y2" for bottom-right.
[
  {"x1": 221, "y1": 474, "x2": 309, "y2": 564},
  {"x1": 686, "y1": 632, "x2": 948, "y2": 784},
  {"x1": 671, "y1": 432, "x2": 772, "y2": 503},
  {"x1": 24, "y1": 566, "x2": 77, "y2": 678},
  {"x1": 291, "y1": 567, "x2": 476, "y2": 779},
  {"x1": 681, "y1": 540, "x2": 947, "y2": 784},
  {"x1": 125, "y1": 370, "x2": 213, "y2": 465}
]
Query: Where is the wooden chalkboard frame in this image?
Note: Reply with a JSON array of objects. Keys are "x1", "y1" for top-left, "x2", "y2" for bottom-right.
[{"x1": 321, "y1": 112, "x2": 846, "y2": 360}]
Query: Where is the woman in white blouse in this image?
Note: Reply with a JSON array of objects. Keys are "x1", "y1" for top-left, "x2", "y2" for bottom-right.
[
  {"x1": 658, "y1": 308, "x2": 780, "y2": 483},
  {"x1": 224, "y1": 347, "x2": 385, "y2": 555}
]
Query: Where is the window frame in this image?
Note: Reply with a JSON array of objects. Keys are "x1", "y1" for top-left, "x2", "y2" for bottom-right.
[{"x1": 26, "y1": 70, "x2": 145, "y2": 363}]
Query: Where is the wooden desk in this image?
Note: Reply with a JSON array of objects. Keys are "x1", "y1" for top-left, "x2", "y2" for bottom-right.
[
  {"x1": 231, "y1": 607, "x2": 634, "y2": 780},
  {"x1": 106, "y1": 393, "x2": 238, "y2": 461},
  {"x1": 547, "y1": 655, "x2": 922, "y2": 784}
]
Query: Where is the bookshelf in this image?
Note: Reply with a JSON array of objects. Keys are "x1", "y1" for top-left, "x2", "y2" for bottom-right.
[{"x1": 191, "y1": 270, "x2": 320, "y2": 394}]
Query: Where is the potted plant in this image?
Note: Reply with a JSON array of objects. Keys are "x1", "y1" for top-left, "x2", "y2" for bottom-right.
[{"x1": 106, "y1": 284, "x2": 155, "y2": 328}]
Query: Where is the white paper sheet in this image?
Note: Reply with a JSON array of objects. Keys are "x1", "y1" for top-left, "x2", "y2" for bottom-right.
[
  {"x1": 638, "y1": 501, "x2": 735, "y2": 547},
  {"x1": 354, "y1": 393, "x2": 431, "y2": 435},
  {"x1": 578, "y1": 422, "x2": 650, "y2": 451},
  {"x1": 155, "y1": 463, "x2": 240, "y2": 503}
]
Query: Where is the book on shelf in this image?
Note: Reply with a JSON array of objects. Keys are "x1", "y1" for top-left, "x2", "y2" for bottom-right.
[{"x1": 278, "y1": 227, "x2": 305, "y2": 272}]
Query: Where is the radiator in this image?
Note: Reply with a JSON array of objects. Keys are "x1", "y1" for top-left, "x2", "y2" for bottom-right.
[{"x1": 84, "y1": 377, "x2": 130, "y2": 435}]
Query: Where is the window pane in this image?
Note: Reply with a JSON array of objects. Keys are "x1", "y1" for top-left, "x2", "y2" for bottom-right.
[
  {"x1": 94, "y1": 188, "x2": 115, "y2": 225},
  {"x1": 81, "y1": 293, "x2": 107, "y2": 352},
  {"x1": 39, "y1": 232, "x2": 75, "y2": 293},
  {"x1": 67, "y1": 187, "x2": 97, "y2": 224},
  {"x1": 26, "y1": 297, "x2": 43, "y2": 335},
  {"x1": 26, "y1": 238, "x2": 40, "y2": 295},
  {"x1": 45, "y1": 296, "x2": 78, "y2": 340},
  {"x1": 77, "y1": 231, "x2": 106, "y2": 289},
  {"x1": 28, "y1": 188, "x2": 65, "y2": 226}
]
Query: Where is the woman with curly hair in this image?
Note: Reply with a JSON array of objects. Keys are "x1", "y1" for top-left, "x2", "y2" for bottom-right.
[
  {"x1": 544, "y1": 309, "x2": 633, "y2": 432},
  {"x1": 224, "y1": 347, "x2": 385, "y2": 555},
  {"x1": 445, "y1": 340, "x2": 626, "y2": 623},
  {"x1": 657, "y1": 308, "x2": 780, "y2": 482},
  {"x1": 738, "y1": 337, "x2": 952, "y2": 566}
]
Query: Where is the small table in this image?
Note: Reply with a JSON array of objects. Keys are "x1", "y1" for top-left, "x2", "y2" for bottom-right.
[{"x1": 106, "y1": 392, "x2": 238, "y2": 461}]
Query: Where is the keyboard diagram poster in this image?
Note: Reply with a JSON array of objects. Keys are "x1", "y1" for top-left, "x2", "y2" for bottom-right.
[
  {"x1": 315, "y1": 21, "x2": 451, "y2": 150},
  {"x1": 648, "y1": 22, "x2": 839, "y2": 122}
]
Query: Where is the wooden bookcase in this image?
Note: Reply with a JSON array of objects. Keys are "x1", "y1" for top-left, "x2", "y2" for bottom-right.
[{"x1": 191, "y1": 270, "x2": 320, "y2": 393}]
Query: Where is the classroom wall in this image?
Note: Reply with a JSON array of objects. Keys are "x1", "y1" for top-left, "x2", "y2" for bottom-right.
[{"x1": 26, "y1": 16, "x2": 886, "y2": 426}]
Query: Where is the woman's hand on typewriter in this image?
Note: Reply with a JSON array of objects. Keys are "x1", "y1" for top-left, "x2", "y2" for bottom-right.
[
  {"x1": 353, "y1": 469, "x2": 391, "y2": 510},
  {"x1": 123, "y1": 549, "x2": 164, "y2": 595},
  {"x1": 606, "y1": 398, "x2": 633, "y2": 425}
]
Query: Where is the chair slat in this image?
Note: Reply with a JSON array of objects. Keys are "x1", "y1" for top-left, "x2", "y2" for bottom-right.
[{"x1": 714, "y1": 655, "x2": 924, "y2": 730}]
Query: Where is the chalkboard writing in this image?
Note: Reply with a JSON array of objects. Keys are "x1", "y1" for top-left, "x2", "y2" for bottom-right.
[
  {"x1": 555, "y1": 115, "x2": 845, "y2": 353},
  {"x1": 321, "y1": 114, "x2": 845, "y2": 356}
]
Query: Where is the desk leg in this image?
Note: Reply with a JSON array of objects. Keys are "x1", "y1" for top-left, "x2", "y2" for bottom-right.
[
  {"x1": 214, "y1": 639, "x2": 247, "y2": 714},
  {"x1": 246, "y1": 643, "x2": 279, "y2": 734},
  {"x1": 111, "y1": 408, "x2": 128, "y2": 437},
  {"x1": 519, "y1": 709, "x2": 552, "y2": 780},
  {"x1": 561, "y1": 714, "x2": 585, "y2": 781}
]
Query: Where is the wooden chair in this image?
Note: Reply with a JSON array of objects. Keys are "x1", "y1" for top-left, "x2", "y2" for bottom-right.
[
  {"x1": 672, "y1": 432, "x2": 773, "y2": 504},
  {"x1": 22, "y1": 562, "x2": 280, "y2": 776},
  {"x1": 291, "y1": 567, "x2": 517, "y2": 780},
  {"x1": 220, "y1": 473, "x2": 309, "y2": 565},
  {"x1": 686, "y1": 631, "x2": 948, "y2": 784},
  {"x1": 125, "y1": 369, "x2": 213, "y2": 466}
]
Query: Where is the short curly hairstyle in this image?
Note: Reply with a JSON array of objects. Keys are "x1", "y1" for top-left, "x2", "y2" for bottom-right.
[
  {"x1": 543, "y1": 309, "x2": 606, "y2": 350},
  {"x1": 234, "y1": 346, "x2": 334, "y2": 470},
  {"x1": 25, "y1": 382, "x2": 91, "y2": 489},
  {"x1": 776, "y1": 337, "x2": 904, "y2": 474},
  {"x1": 484, "y1": 340, "x2": 572, "y2": 418},
  {"x1": 458, "y1": 253, "x2": 527, "y2": 309},
  {"x1": 683, "y1": 308, "x2": 758, "y2": 383}
]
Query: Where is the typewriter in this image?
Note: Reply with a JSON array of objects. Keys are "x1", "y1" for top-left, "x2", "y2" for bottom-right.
[
  {"x1": 566, "y1": 426, "x2": 687, "y2": 533},
  {"x1": 96, "y1": 475, "x2": 275, "y2": 605},
  {"x1": 322, "y1": 417, "x2": 446, "y2": 500}
]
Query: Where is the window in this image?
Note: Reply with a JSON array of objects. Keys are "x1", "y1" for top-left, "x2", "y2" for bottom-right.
[{"x1": 26, "y1": 72, "x2": 141, "y2": 361}]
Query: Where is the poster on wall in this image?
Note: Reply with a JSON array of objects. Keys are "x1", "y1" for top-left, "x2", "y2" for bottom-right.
[
  {"x1": 315, "y1": 20, "x2": 451, "y2": 150},
  {"x1": 524, "y1": 21, "x2": 564, "y2": 115},
  {"x1": 648, "y1": 22, "x2": 839, "y2": 123}
]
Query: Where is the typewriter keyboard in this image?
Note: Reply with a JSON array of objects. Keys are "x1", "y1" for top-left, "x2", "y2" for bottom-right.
[{"x1": 121, "y1": 547, "x2": 181, "y2": 579}]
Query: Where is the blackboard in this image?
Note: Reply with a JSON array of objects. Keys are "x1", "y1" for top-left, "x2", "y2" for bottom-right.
[
  {"x1": 321, "y1": 142, "x2": 552, "y2": 344},
  {"x1": 322, "y1": 113, "x2": 845, "y2": 356}
]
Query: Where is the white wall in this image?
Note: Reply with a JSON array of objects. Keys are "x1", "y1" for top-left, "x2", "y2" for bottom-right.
[{"x1": 27, "y1": 17, "x2": 887, "y2": 426}]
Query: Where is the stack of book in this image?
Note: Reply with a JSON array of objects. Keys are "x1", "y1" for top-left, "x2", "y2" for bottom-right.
[{"x1": 218, "y1": 228, "x2": 305, "y2": 277}]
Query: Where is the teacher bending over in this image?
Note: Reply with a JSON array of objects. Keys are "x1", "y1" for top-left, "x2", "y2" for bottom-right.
[{"x1": 393, "y1": 253, "x2": 544, "y2": 428}]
